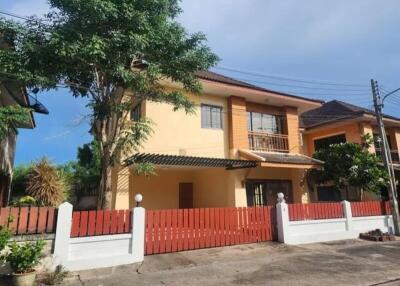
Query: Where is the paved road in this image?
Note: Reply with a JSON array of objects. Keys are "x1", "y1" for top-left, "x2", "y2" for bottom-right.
[{"x1": 61, "y1": 239, "x2": 400, "y2": 286}]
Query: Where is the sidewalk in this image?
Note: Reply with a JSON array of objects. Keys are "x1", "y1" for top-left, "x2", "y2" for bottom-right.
[{"x1": 62, "y1": 239, "x2": 400, "y2": 286}]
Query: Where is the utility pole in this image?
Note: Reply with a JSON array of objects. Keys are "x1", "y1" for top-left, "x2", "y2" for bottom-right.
[{"x1": 371, "y1": 79, "x2": 400, "y2": 235}]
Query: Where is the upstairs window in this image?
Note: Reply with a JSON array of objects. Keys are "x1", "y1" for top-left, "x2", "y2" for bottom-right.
[
  {"x1": 247, "y1": 111, "x2": 283, "y2": 134},
  {"x1": 314, "y1": 134, "x2": 346, "y2": 151},
  {"x1": 131, "y1": 103, "x2": 141, "y2": 122},
  {"x1": 201, "y1": 104, "x2": 222, "y2": 129}
]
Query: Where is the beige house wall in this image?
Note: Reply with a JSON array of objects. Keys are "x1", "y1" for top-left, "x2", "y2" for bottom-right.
[
  {"x1": 112, "y1": 165, "x2": 310, "y2": 210},
  {"x1": 140, "y1": 92, "x2": 229, "y2": 159}
]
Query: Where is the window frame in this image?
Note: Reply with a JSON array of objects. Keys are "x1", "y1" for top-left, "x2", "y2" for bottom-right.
[
  {"x1": 247, "y1": 111, "x2": 284, "y2": 134},
  {"x1": 201, "y1": 104, "x2": 223, "y2": 130},
  {"x1": 313, "y1": 133, "x2": 346, "y2": 151},
  {"x1": 131, "y1": 103, "x2": 141, "y2": 122}
]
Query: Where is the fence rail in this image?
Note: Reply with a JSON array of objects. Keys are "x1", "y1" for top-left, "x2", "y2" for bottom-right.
[
  {"x1": 0, "y1": 207, "x2": 57, "y2": 235},
  {"x1": 288, "y1": 203, "x2": 344, "y2": 221},
  {"x1": 71, "y1": 209, "x2": 131, "y2": 237},
  {"x1": 350, "y1": 201, "x2": 391, "y2": 217},
  {"x1": 145, "y1": 206, "x2": 276, "y2": 255}
]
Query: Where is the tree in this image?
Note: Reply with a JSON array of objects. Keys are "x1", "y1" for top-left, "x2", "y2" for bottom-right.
[
  {"x1": 73, "y1": 140, "x2": 101, "y2": 197},
  {"x1": 309, "y1": 135, "x2": 389, "y2": 199},
  {"x1": 0, "y1": 105, "x2": 31, "y2": 141},
  {"x1": 0, "y1": 0, "x2": 218, "y2": 209}
]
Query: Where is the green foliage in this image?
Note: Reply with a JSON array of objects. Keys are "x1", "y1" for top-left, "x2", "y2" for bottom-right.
[
  {"x1": 26, "y1": 158, "x2": 65, "y2": 206},
  {"x1": 11, "y1": 164, "x2": 32, "y2": 198},
  {"x1": 309, "y1": 137, "x2": 389, "y2": 194},
  {"x1": 6, "y1": 240, "x2": 45, "y2": 274},
  {"x1": 10, "y1": 196, "x2": 38, "y2": 207},
  {"x1": 0, "y1": 105, "x2": 31, "y2": 141},
  {"x1": 134, "y1": 162, "x2": 156, "y2": 177},
  {"x1": 73, "y1": 140, "x2": 101, "y2": 195},
  {"x1": 0, "y1": 0, "x2": 218, "y2": 208},
  {"x1": 0, "y1": 226, "x2": 11, "y2": 254}
]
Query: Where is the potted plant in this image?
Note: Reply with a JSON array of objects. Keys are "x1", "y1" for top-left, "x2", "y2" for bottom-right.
[{"x1": 5, "y1": 240, "x2": 45, "y2": 286}]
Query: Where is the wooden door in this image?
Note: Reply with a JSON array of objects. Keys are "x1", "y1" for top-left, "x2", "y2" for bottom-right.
[{"x1": 179, "y1": 183, "x2": 193, "y2": 209}]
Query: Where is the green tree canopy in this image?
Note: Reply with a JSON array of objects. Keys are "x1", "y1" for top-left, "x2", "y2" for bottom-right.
[
  {"x1": 0, "y1": 0, "x2": 218, "y2": 209},
  {"x1": 309, "y1": 135, "x2": 389, "y2": 195}
]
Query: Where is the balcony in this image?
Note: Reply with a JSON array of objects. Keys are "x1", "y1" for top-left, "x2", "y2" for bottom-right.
[
  {"x1": 375, "y1": 148, "x2": 400, "y2": 164},
  {"x1": 248, "y1": 131, "x2": 289, "y2": 153}
]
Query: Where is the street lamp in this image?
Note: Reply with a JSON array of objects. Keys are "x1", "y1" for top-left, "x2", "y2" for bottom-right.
[
  {"x1": 135, "y1": 193, "x2": 143, "y2": 207},
  {"x1": 277, "y1": 192, "x2": 285, "y2": 203}
]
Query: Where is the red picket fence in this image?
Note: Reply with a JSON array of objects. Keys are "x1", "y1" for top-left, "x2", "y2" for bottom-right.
[
  {"x1": 288, "y1": 203, "x2": 344, "y2": 221},
  {"x1": 351, "y1": 201, "x2": 391, "y2": 217},
  {"x1": 0, "y1": 207, "x2": 57, "y2": 235},
  {"x1": 71, "y1": 209, "x2": 131, "y2": 237},
  {"x1": 145, "y1": 206, "x2": 276, "y2": 255}
]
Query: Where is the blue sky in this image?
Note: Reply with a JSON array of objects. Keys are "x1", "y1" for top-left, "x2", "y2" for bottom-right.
[{"x1": 2, "y1": 0, "x2": 400, "y2": 165}]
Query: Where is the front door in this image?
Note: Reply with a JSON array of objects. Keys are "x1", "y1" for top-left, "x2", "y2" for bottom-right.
[
  {"x1": 246, "y1": 180, "x2": 293, "y2": 206},
  {"x1": 179, "y1": 183, "x2": 193, "y2": 209}
]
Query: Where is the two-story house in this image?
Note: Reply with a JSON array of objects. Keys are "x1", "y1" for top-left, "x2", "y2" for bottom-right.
[
  {"x1": 301, "y1": 100, "x2": 400, "y2": 202},
  {"x1": 111, "y1": 71, "x2": 323, "y2": 210}
]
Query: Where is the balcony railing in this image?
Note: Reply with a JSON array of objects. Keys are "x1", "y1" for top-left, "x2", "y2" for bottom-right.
[
  {"x1": 375, "y1": 148, "x2": 400, "y2": 163},
  {"x1": 248, "y1": 131, "x2": 289, "y2": 153}
]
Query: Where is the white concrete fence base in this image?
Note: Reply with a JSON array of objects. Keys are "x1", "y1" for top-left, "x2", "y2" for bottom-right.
[
  {"x1": 51, "y1": 200, "x2": 394, "y2": 271},
  {"x1": 53, "y1": 203, "x2": 145, "y2": 271},
  {"x1": 276, "y1": 200, "x2": 394, "y2": 245}
]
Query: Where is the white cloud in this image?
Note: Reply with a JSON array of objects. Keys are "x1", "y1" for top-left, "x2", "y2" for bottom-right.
[{"x1": 44, "y1": 130, "x2": 71, "y2": 141}]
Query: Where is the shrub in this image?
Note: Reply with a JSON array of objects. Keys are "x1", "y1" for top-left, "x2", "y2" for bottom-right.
[
  {"x1": 26, "y1": 158, "x2": 65, "y2": 207},
  {"x1": 0, "y1": 226, "x2": 11, "y2": 258},
  {"x1": 6, "y1": 240, "x2": 45, "y2": 274},
  {"x1": 11, "y1": 164, "x2": 33, "y2": 199},
  {"x1": 10, "y1": 196, "x2": 38, "y2": 207}
]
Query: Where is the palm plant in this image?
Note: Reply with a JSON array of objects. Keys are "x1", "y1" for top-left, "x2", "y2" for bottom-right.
[{"x1": 26, "y1": 158, "x2": 65, "y2": 207}]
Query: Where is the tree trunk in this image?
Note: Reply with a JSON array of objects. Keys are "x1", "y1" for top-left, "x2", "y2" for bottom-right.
[
  {"x1": 93, "y1": 87, "x2": 127, "y2": 209},
  {"x1": 98, "y1": 154, "x2": 113, "y2": 209}
]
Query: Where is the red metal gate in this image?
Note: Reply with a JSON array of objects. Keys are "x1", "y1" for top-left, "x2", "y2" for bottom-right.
[{"x1": 145, "y1": 206, "x2": 276, "y2": 255}]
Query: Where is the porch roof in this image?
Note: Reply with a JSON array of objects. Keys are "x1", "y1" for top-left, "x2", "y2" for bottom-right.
[
  {"x1": 239, "y1": 149, "x2": 324, "y2": 169},
  {"x1": 125, "y1": 153, "x2": 258, "y2": 170}
]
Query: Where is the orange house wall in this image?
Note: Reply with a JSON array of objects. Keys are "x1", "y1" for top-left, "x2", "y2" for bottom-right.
[
  {"x1": 228, "y1": 96, "x2": 248, "y2": 154},
  {"x1": 305, "y1": 122, "x2": 363, "y2": 156}
]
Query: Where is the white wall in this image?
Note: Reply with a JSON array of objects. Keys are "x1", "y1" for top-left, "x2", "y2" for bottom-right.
[
  {"x1": 276, "y1": 201, "x2": 394, "y2": 245},
  {"x1": 53, "y1": 203, "x2": 145, "y2": 271}
]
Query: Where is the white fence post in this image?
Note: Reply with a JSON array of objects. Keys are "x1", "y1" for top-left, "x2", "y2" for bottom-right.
[
  {"x1": 342, "y1": 200, "x2": 353, "y2": 232},
  {"x1": 53, "y1": 202, "x2": 73, "y2": 266},
  {"x1": 276, "y1": 202, "x2": 289, "y2": 243},
  {"x1": 131, "y1": 207, "x2": 145, "y2": 261}
]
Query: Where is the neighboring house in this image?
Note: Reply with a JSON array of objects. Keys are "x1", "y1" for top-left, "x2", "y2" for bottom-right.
[
  {"x1": 0, "y1": 36, "x2": 48, "y2": 206},
  {"x1": 301, "y1": 100, "x2": 400, "y2": 202},
  {"x1": 0, "y1": 81, "x2": 48, "y2": 206},
  {"x1": 111, "y1": 71, "x2": 324, "y2": 210}
]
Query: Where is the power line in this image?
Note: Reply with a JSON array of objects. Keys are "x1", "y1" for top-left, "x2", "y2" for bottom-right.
[
  {"x1": 219, "y1": 75, "x2": 369, "y2": 92},
  {"x1": 0, "y1": 11, "x2": 32, "y2": 22},
  {"x1": 215, "y1": 66, "x2": 367, "y2": 87}
]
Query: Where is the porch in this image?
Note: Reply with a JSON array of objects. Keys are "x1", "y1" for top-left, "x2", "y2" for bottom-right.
[{"x1": 111, "y1": 153, "x2": 321, "y2": 210}]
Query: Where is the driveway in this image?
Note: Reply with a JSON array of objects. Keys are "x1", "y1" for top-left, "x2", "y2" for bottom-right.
[{"x1": 62, "y1": 239, "x2": 400, "y2": 286}]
